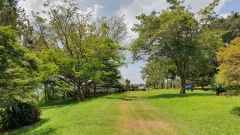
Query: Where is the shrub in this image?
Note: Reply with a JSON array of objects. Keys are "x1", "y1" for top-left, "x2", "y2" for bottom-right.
[
  {"x1": 0, "y1": 100, "x2": 41, "y2": 132},
  {"x1": 211, "y1": 75, "x2": 227, "y2": 95}
]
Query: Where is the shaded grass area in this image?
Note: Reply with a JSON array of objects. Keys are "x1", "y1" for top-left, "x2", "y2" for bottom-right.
[
  {"x1": 5, "y1": 90, "x2": 240, "y2": 135},
  {"x1": 147, "y1": 92, "x2": 215, "y2": 99}
]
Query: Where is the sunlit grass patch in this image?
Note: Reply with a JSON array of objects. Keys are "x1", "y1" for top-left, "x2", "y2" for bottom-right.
[{"x1": 6, "y1": 90, "x2": 240, "y2": 135}]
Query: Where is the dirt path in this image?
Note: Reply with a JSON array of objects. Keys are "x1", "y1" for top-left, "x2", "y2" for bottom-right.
[{"x1": 117, "y1": 92, "x2": 180, "y2": 135}]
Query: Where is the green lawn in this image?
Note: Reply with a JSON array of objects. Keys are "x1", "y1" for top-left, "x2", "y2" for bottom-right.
[{"x1": 5, "y1": 89, "x2": 240, "y2": 135}]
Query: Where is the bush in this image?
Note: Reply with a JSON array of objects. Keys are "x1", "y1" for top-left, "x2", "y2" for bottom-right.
[
  {"x1": 211, "y1": 75, "x2": 227, "y2": 95},
  {"x1": 0, "y1": 100, "x2": 41, "y2": 132}
]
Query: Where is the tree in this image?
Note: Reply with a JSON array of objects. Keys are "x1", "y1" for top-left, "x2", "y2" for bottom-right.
[
  {"x1": 0, "y1": 0, "x2": 18, "y2": 27},
  {"x1": 131, "y1": 0, "x2": 223, "y2": 94},
  {"x1": 0, "y1": 26, "x2": 39, "y2": 103},
  {"x1": 101, "y1": 61, "x2": 122, "y2": 92},
  {"x1": 216, "y1": 37, "x2": 240, "y2": 88},
  {"x1": 187, "y1": 50, "x2": 219, "y2": 90},
  {"x1": 0, "y1": 0, "x2": 33, "y2": 47},
  {"x1": 125, "y1": 79, "x2": 130, "y2": 91},
  {"x1": 31, "y1": 0, "x2": 127, "y2": 101},
  {"x1": 131, "y1": 1, "x2": 198, "y2": 94},
  {"x1": 210, "y1": 12, "x2": 240, "y2": 44},
  {"x1": 141, "y1": 58, "x2": 170, "y2": 89},
  {"x1": 0, "y1": 26, "x2": 41, "y2": 131}
]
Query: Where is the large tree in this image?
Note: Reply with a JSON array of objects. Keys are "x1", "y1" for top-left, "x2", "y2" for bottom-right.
[
  {"x1": 131, "y1": 0, "x2": 223, "y2": 94},
  {"x1": 31, "y1": 0, "x2": 127, "y2": 101}
]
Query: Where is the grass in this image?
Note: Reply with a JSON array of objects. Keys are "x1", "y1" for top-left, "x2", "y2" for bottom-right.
[
  {"x1": 140, "y1": 89, "x2": 240, "y2": 135},
  {"x1": 5, "y1": 89, "x2": 240, "y2": 135}
]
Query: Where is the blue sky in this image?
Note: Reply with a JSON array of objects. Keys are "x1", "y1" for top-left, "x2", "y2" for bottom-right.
[
  {"x1": 220, "y1": 0, "x2": 240, "y2": 13},
  {"x1": 18, "y1": 0, "x2": 240, "y2": 84}
]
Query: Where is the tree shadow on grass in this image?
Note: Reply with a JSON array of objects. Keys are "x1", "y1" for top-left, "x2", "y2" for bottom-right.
[
  {"x1": 146, "y1": 92, "x2": 216, "y2": 99},
  {"x1": 121, "y1": 96, "x2": 138, "y2": 101},
  {"x1": 100, "y1": 92, "x2": 126, "y2": 99},
  {"x1": 39, "y1": 99, "x2": 80, "y2": 109},
  {"x1": 231, "y1": 107, "x2": 240, "y2": 116},
  {"x1": 102, "y1": 92, "x2": 139, "y2": 101},
  {"x1": 39, "y1": 96, "x2": 105, "y2": 109},
  {"x1": 6, "y1": 118, "x2": 51, "y2": 135}
]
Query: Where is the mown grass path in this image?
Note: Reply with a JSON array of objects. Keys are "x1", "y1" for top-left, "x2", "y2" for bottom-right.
[{"x1": 116, "y1": 92, "x2": 184, "y2": 135}]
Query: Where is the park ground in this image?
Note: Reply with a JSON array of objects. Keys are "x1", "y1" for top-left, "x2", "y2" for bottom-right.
[{"x1": 5, "y1": 89, "x2": 240, "y2": 135}]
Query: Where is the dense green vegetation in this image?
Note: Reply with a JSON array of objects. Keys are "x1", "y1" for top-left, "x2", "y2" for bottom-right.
[
  {"x1": 131, "y1": 0, "x2": 225, "y2": 94},
  {"x1": 1, "y1": 0, "x2": 240, "y2": 133},
  {"x1": 6, "y1": 90, "x2": 240, "y2": 135},
  {"x1": 0, "y1": 0, "x2": 127, "y2": 131}
]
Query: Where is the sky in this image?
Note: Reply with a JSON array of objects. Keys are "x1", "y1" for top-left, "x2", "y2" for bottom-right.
[{"x1": 18, "y1": 0, "x2": 240, "y2": 84}]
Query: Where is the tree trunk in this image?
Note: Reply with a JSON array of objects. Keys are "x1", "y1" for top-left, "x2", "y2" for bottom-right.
[
  {"x1": 161, "y1": 80, "x2": 164, "y2": 89},
  {"x1": 201, "y1": 84, "x2": 205, "y2": 90},
  {"x1": 47, "y1": 88, "x2": 50, "y2": 101},
  {"x1": 180, "y1": 77, "x2": 186, "y2": 94},
  {"x1": 52, "y1": 88, "x2": 55, "y2": 98},
  {"x1": 76, "y1": 80, "x2": 84, "y2": 101},
  {"x1": 175, "y1": 59, "x2": 187, "y2": 94},
  {"x1": 44, "y1": 82, "x2": 47, "y2": 103},
  {"x1": 85, "y1": 80, "x2": 88, "y2": 97},
  {"x1": 191, "y1": 78, "x2": 194, "y2": 91},
  {"x1": 94, "y1": 83, "x2": 97, "y2": 97},
  {"x1": 166, "y1": 77, "x2": 169, "y2": 89}
]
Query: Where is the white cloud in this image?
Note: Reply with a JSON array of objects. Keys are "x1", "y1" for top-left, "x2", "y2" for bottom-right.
[
  {"x1": 220, "y1": 13, "x2": 231, "y2": 18},
  {"x1": 18, "y1": 0, "x2": 103, "y2": 20},
  {"x1": 92, "y1": 4, "x2": 104, "y2": 19},
  {"x1": 117, "y1": 0, "x2": 169, "y2": 39},
  {"x1": 17, "y1": 0, "x2": 45, "y2": 15},
  {"x1": 119, "y1": 63, "x2": 145, "y2": 84},
  {"x1": 117, "y1": 0, "x2": 231, "y2": 39}
]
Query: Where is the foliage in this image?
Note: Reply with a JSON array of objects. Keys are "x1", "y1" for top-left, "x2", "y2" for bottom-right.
[
  {"x1": 131, "y1": 0, "x2": 223, "y2": 94},
  {"x1": 0, "y1": 100, "x2": 41, "y2": 131},
  {"x1": 211, "y1": 12, "x2": 240, "y2": 44},
  {"x1": 0, "y1": 0, "x2": 33, "y2": 47},
  {"x1": 125, "y1": 79, "x2": 130, "y2": 91},
  {"x1": 30, "y1": 0, "x2": 127, "y2": 101},
  {"x1": 0, "y1": 0, "x2": 18, "y2": 27},
  {"x1": 101, "y1": 60, "x2": 122, "y2": 89},
  {"x1": 141, "y1": 58, "x2": 171, "y2": 89},
  {"x1": 0, "y1": 26, "x2": 41, "y2": 132},
  {"x1": 0, "y1": 26, "x2": 39, "y2": 103},
  {"x1": 216, "y1": 37, "x2": 240, "y2": 88},
  {"x1": 211, "y1": 75, "x2": 226, "y2": 95}
]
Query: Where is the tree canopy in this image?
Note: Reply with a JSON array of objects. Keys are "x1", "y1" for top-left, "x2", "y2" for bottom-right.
[
  {"x1": 216, "y1": 37, "x2": 240, "y2": 87},
  {"x1": 28, "y1": 0, "x2": 127, "y2": 101},
  {"x1": 131, "y1": 0, "x2": 224, "y2": 94}
]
